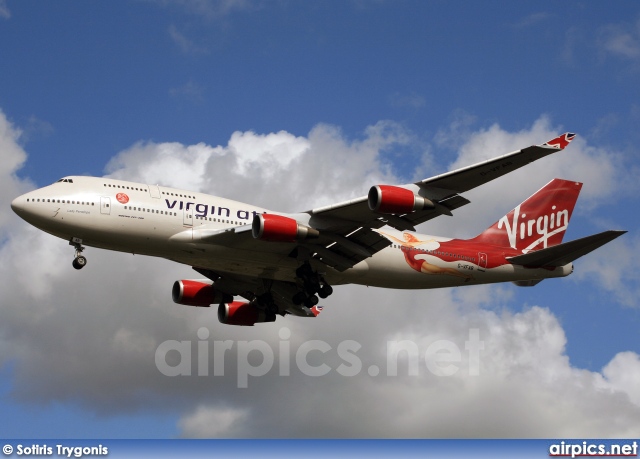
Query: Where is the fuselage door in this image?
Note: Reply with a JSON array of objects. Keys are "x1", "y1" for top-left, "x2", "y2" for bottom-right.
[
  {"x1": 477, "y1": 252, "x2": 487, "y2": 272},
  {"x1": 149, "y1": 185, "x2": 161, "y2": 199},
  {"x1": 183, "y1": 204, "x2": 193, "y2": 227},
  {"x1": 100, "y1": 197, "x2": 111, "y2": 215}
]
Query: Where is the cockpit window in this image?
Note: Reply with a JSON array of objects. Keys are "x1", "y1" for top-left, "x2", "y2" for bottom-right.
[{"x1": 56, "y1": 178, "x2": 74, "y2": 183}]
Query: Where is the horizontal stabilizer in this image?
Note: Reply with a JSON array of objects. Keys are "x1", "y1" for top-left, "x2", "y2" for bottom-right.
[{"x1": 507, "y1": 230, "x2": 626, "y2": 268}]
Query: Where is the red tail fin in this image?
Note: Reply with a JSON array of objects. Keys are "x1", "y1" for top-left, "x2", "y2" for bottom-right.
[{"x1": 470, "y1": 179, "x2": 583, "y2": 253}]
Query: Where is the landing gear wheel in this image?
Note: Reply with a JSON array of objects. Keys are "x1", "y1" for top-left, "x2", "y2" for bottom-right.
[
  {"x1": 303, "y1": 295, "x2": 319, "y2": 307},
  {"x1": 318, "y1": 284, "x2": 333, "y2": 299},
  {"x1": 292, "y1": 291, "x2": 307, "y2": 306},
  {"x1": 69, "y1": 238, "x2": 87, "y2": 270},
  {"x1": 304, "y1": 280, "x2": 319, "y2": 295},
  {"x1": 72, "y1": 256, "x2": 87, "y2": 270}
]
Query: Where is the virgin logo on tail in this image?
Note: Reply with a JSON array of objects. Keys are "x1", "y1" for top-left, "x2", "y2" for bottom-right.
[
  {"x1": 497, "y1": 204, "x2": 570, "y2": 252},
  {"x1": 470, "y1": 179, "x2": 582, "y2": 253}
]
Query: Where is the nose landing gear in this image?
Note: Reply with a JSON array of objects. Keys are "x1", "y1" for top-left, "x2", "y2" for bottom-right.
[{"x1": 70, "y1": 238, "x2": 87, "y2": 270}]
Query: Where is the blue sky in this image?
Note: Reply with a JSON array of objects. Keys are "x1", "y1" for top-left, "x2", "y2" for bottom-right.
[
  {"x1": 5, "y1": 1, "x2": 640, "y2": 182},
  {"x1": 1, "y1": 0, "x2": 640, "y2": 439}
]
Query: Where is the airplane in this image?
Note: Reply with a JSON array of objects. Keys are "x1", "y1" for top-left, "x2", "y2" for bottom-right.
[{"x1": 10, "y1": 133, "x2": 625, "y2": 326}]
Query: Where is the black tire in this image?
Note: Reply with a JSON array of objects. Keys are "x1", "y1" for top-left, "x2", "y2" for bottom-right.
[
  {"x1": 73, "y1": 256, "x2": 87, "y2": 270},
  {"x1": 292, "y1": 291, "x2": 307, "y2": 305},
  {"x1": 318, "y1": 284, "x2": 333, "y2": 299},
  {"x1": 304, "y1": 295, "x2": 319, "y2": 307},
  {"x1": 304, "y1": 280, "x2": 319, "y2": 295}
]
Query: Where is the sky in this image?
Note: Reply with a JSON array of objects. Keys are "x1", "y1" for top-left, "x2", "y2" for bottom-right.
[{"x1": 1, "y1": 0, "x2": 640, "y2": 439}]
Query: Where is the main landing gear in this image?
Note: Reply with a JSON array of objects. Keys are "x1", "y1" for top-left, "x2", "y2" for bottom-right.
[
  {"x1": 292, "y1": 262, "x2": 333, "y2": 307},
  {"x1": 252, "y1": 292, "x2": 279, "y2": 319},
  {"x1": 69, "y1": 238, "x2": 87, "y2": 270}
]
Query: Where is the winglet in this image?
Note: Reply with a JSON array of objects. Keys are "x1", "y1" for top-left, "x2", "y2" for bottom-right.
[{"x1": 543, "y1": 132, "x2": 576, "y2": 150}]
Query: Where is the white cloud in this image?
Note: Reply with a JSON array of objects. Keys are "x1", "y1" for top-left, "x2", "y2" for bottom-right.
[
  {"x1": 431, "y1": 117, "x2": 640, "y2": 301},
  {"x1": 149, "y1": 0, "x2": 260, "y2": 19},
  {"x1": 225, "y1": 130, "x2": 309, "y2": 176},
  {"x1": 106, "y1": 141, "x2": 217, "y2": 191},
  {"x1": 105, "y1": 121, "x2": 405, "y2": 211},
  {"x1": 389, "y1": 92, "x2": 426, "y2": 109},
  {"x1": 0, "y1": 0, "x2": 10, "y2": 20},
  {"x1": 1, "y1": 112, "x2": 639, "y2": 438},
  {"x1": 169, "y1": 80, "x2": 206, "y2": 103},
  {"x1": 178, "y1": 405, "x2": 249, "y2": 437},
  {"x1": 0, "y1": 110, "x2": 33, "y2": 232},
  {"x1": 431, "y1": 116, "x2": 623, "y2": 239},
  {"x1": 512, "y1": 12, "x2": 552, "y2": 29},
  {"x1": 602, "y1": 352, "x2": 640, "y2": 407},
  {"x1": 168, "y1": 25, "x2": 208, "y2": 55},
  {"x1": 598, "y1": 18, "x2": 640, "y2": 62},
  {"x1": 571, "y1": 232, "x2": 640, "y2": 307}
]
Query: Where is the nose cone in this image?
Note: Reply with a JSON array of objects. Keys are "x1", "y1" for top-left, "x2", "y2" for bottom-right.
[
  {"x1": 11, "y1": 192, "x2": 36, "y2": 222},
  {"x1": 11, "y1": 194, "x2": 26, "y2": 217}
]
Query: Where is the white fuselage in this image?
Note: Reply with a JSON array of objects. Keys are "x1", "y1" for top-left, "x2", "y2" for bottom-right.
[{"x1": 10, "y1": 176, "x2": 572, "y2": 289}]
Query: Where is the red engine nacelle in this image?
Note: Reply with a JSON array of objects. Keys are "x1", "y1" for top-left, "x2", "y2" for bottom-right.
[
  {"x1": 217, "y1": 301, "x2": 276, "y2": 326},
  {"x1": 368, "y1": 185, "x2": 435, "y2": 214},
  {"x1": 172, "y1": 280, "x2": 232, "y2": 307},
  {"x1": 252, "y1": 214, "x2": 319, "y2": 242}
]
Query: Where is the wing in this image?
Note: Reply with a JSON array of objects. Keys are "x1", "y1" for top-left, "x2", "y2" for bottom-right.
[
  {"x1": 180, "y1": 133, "x2": 576, "y2": 273},
  {"x1": 177, "y1": 133, "x2": 576, "y2": 319},
  {"x1": 304, "y1": 132, "x2": 576, "y2": 270}
]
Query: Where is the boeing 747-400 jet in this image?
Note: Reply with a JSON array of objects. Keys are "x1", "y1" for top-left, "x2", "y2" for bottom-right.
[{"x1": 11, "y1": 133, "x2": 625, "y2": 325}]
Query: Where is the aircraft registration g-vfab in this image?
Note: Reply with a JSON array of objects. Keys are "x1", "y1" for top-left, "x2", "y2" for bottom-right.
[{"x1": 11, "y1": 133, "x2": 625, "y2": 326}]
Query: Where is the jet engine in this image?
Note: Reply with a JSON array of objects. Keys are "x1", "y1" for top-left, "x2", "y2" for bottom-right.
[
  {"x1": 252, "y1": 214, "x2": 319, "y2": 242},
  {"x1": 217, "y1": 301, "x2": 276, "y2": 326},
  {"x1": 368, "y1": 185, "x2": 435, "y2": 214},
  {"x1": 172, "y1": 280, "x2": 232, "y2": 307}
]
